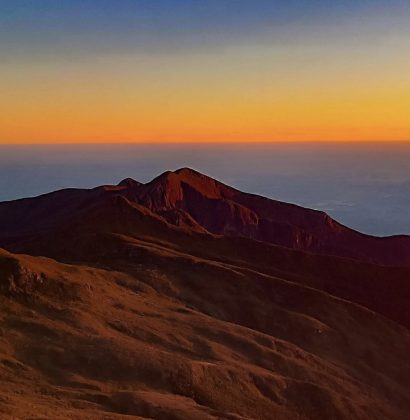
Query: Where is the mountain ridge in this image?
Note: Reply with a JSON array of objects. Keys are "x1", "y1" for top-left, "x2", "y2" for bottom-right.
[{"x1": 1, "y1": 167, "x2": 409, "y2": 266}]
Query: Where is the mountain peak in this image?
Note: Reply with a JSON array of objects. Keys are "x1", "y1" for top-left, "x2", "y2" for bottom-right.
[
  {"x1": 174, "y1": 167, "x2": 203, "y2": 177},
  {"x1": 151, "y1": 168, "x2": 207, "y2": 184},
  {"x1": 117, "y1": 178, "x2": 141, "y2": 188}
]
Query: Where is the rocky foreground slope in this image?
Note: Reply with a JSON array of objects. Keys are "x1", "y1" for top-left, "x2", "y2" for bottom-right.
[{"x1": 0, "y1": 169, "x2": 409, "y2": 419}]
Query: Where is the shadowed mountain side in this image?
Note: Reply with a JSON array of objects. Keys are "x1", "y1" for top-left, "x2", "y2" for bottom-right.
[
  {"x1": 1, "y1": 248, "x2": 410, "y2": 419},
  {"x1": 1, "y1": 168, "x2": 410, "y2": 266},
  {"x1": 2, "y1": 186, "x2": 410, "y2": 330}
]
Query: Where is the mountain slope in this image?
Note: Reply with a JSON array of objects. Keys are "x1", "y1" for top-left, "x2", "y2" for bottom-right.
[
  {"x1": 1, "y1": 169, "x2": 410, "y2": 419},
  {"x1": 133, "y1": 168, "x2": 410, "y2": 266},
  {"x1": 1, "y1": 168, "x2": 409, "y2": 266},
  {"x1": 1, "y1": 246, "x2": 410, "y2": 419}
]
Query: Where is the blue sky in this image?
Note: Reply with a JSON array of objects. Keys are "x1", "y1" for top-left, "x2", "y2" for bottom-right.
[{"x1": 1, "y1": 0, "x2": 408, "y2": 57}]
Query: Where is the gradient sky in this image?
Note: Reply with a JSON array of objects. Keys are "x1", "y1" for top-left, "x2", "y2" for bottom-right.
[{"x1": 1, "y1": 0, "x2": 410, "y2": 143}]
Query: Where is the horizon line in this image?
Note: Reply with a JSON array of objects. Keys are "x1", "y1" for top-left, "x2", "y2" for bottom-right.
[{"x1": 1, "y1": 140, "x2": 410, "y2": 146}]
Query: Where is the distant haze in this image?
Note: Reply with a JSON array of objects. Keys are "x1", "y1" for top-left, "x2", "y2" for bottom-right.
[{"x1": 1, "y1": 142, "x2": 409, "y2": 236}]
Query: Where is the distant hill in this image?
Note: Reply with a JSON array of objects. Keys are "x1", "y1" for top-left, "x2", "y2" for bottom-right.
[{"x1": 1, "y1": 167, "x2": 410, "y2": 266}]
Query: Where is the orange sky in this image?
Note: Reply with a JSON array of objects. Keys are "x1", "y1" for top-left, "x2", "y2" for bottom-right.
[{"x1": 1, "y1": 3, "x2": 410, "y2": 143}]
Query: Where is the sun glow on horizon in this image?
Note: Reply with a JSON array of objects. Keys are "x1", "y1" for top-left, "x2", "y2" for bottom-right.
[{"x1": 1, "y1": 1, "x2": 410, "y2": 144}]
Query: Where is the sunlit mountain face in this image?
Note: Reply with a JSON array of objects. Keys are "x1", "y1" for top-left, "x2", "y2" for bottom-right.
[{"x1": 1, "y1": 0, "x2": 410, "y2": 143}]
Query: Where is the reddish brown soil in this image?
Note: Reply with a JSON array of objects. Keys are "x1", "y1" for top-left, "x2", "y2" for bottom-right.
[{"x1": 0, "y1": 169, "x2": 409, "y2": 419}]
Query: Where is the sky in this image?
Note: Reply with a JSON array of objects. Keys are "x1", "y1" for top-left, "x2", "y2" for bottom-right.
[{"x1": 1, "y1": 0, "x2": 410, "y2": 143}]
